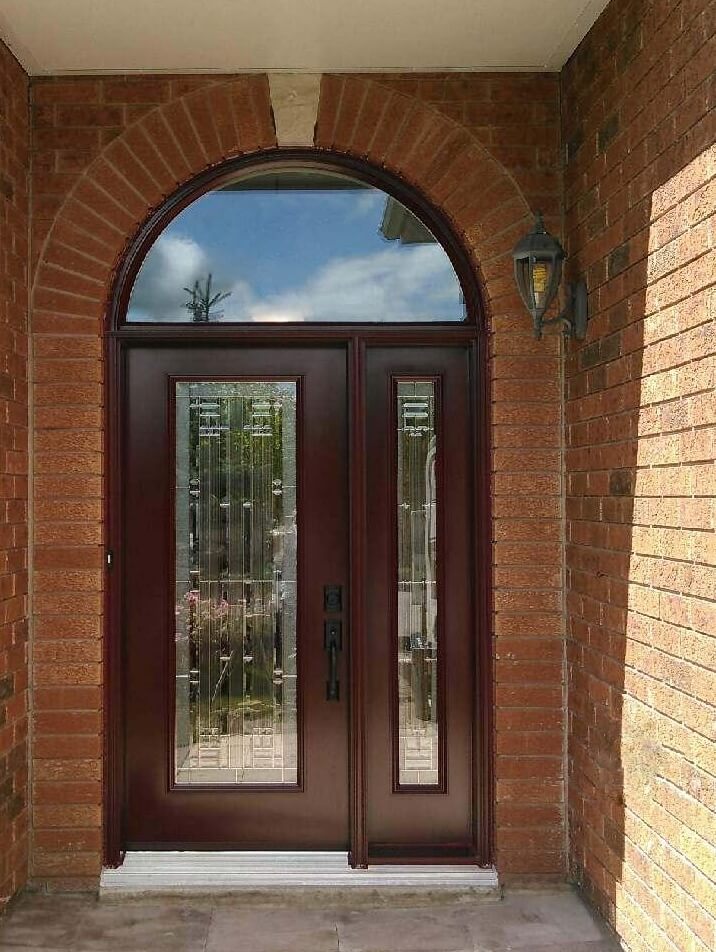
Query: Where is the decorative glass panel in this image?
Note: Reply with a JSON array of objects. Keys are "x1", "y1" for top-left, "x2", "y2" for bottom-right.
[
  {"x1": 127, "y1": 167, "x2": 465, "y2": 323},
  {"x1": 174, "y1": 381, "x2": 298, "y2": 785},
  {"x1": 396, "y1": 381, "x2": 440, "y2": 787}
]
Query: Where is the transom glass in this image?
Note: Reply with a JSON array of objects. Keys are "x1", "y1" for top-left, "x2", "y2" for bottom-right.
[{"x1": 127, "y1": 167, "x2": 465, "y2": 324}]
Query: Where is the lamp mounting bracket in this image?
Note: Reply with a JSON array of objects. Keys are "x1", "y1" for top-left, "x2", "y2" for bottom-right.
[{"x1": 537, "y1": 280, "x2": 588, "y2": 340}]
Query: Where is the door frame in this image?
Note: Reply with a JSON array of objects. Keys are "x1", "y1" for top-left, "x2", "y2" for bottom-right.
[{"x1": 103, "y1": 149, "x2": 493, "y2": 869}]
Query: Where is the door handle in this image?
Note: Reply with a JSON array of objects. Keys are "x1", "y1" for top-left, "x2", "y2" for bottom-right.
[{"x1": 324, "y1": 620, "x2": 342, "y2": 701}]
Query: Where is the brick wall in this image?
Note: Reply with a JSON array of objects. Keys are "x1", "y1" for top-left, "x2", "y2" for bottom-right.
[
  {"x1": 562, "y1": 0, "x2": 715, "y2": 949},
  {"x1": 27, "y1": 70, "x2": 566, "y2": 887},
  {"x1": 0, "y1": 42, "x2": 29, "y2": 907}
]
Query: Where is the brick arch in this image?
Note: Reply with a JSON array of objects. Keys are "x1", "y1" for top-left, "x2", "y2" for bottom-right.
[
  {"x1": 32, "y1": 73, "x2": 538, "y2": 334},
  {"x1": 314, "y1": 75, "x2": 539, "y2": 331},
  {"x1": 32, "y1": 75, "x2": 276, "y2": 316},
  {"x1": 30, "y1": 73, "x2": 564, "y2": 888}
]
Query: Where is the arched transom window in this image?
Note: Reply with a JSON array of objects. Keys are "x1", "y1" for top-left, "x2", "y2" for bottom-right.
[{"x1": 127, "y1": 165, "x2": 466, "y2": 324}]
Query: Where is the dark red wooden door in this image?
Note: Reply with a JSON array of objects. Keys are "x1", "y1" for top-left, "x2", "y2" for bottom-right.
[
  {"x1": 122, "y1": 342, "x2": 476, "y2": 857},
  {"x1": 123, "y1": 345, "x2": 350, "y2": 848},
  {"x1": 364, "y1": 347, "x2": 475, "y2": 859}
]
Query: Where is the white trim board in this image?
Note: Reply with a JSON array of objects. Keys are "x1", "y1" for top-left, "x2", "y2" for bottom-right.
[{"x1": 100, "y1": 851, "x2": 499, "y2": 895}]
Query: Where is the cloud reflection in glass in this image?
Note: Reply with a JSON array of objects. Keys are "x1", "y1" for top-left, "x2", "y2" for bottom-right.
[{"x1": 126, "y1": 168, "x2": 465, "y2": 324}]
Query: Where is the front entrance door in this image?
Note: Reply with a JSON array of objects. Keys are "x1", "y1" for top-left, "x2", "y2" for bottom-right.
[
  {"x1": 122, "y1": 342, "x2": 476, "y2": 858},
  {"x1": 124, "y1": 345, "x2": 350, "y2": 848}
]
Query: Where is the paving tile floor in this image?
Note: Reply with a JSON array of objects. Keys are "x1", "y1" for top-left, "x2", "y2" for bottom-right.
[{"x1": 0, "y1": 887, "x2": 620, "y2": 951}]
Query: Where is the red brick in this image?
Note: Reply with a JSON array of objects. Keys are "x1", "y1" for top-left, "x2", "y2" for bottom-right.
[
  {"x1": 32, "y1": 80, "x2": 101, "y2": 105},
  {"x1": 206, "y1": 83, "x2": 240, "y2": 158},
  {"x1": 33, "y1": 829, "x2": 102, "y2": 852},
  {"x1": 102, "y1": 78, "x2": 171, "y2": 104},
  {"x1": 332, "y1": 77, "x2": 367, "y2": 152},
  {"x1": 157, "y1": 99, "x2": 208, "y2": 173},
  {"x1": 366, "y1": 91, "x2": 410, "y2": 164},
  {"x1": 55, "y1": 105, "x2": 123, "y2": 128},
  {"x1": 138, "y1": 110, "x2": 191, "y2": 182},
  {"x1": 248, "y1": 75, "x2": 275, "y2": 148},
  {"x1": 102, "y1": 137, "x2": 161, "y2": 207},
  {"x1": 349, "y1": 82, "x2": 391, "y2": 157},
  {"x1": 183, "y1": 89, "x2": 222, "y2": 162},
  {"x1": 23, "y1": 64, "x2": 566, "y2": 899},
  {"x1": 227, "y1": 77, "x2": 262, "y2": 151}
]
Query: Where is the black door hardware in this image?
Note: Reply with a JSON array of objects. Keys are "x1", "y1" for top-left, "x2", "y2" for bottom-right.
[{"x1": 324, "y1": 619, "x2": 342, "y2": 701}]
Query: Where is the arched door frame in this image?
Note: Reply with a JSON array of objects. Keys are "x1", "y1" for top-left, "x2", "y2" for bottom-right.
[{"x1": 105, "y1": 148, "x2": 493, "y2": 869}]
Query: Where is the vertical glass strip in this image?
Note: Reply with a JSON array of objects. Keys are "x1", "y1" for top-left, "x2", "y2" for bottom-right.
[
  {"x1": 396, "y1": 380, "x2": 440, "y2": 787},
  {"x1": 174, "y1": 381, "x2": 298, "y2": 785}
]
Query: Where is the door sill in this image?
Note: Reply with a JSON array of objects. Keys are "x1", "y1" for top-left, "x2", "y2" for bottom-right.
[{"x1": 100, "y1": 851, "x2": 499, "y2": 895}]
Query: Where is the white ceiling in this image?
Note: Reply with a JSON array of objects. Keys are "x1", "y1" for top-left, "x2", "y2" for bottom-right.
[{"x1": 0, "y1": 0, "x2": 609, "y2": 75}]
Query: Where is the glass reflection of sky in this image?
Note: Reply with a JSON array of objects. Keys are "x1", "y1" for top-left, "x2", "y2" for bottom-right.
[{"x1": 127, "y1": 179, "x2": 465, "y2": 323}]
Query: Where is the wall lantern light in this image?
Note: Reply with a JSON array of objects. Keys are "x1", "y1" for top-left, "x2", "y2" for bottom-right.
[{"x1": 512, "y1": 212, "x2": 588, "y2": 340}]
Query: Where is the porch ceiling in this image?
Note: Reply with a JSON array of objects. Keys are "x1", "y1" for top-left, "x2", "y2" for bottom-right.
[{"x1": 0, "y1": 0, "x2": 609, "y2": 75}]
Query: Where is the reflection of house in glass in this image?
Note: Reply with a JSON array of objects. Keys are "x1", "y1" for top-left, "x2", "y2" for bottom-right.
[
  {"x1": 174, "y1": 381, "x2": 298, "y2": 785},
  {"x1": 379, "y1": 196, "x2": 436, "y2": 244}
]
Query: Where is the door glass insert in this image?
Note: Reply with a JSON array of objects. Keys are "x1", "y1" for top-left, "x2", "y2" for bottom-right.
[
  {"x1": 396, "y1": 380, "x2": 441, "y2": 787},
  {"x1": 174, "y1": 381, "x2": 298, "y2": 785},
  {"x1": 126, "y1": 166, "x2": 465, "y2": 323}
]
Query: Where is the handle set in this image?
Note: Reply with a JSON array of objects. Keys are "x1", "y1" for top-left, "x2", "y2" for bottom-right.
[
  {"x1": 323, "y1": 585, "x2": 343, "y2": 702},
  {"x1": 324, "y1": 620, "x2": 342, "y2": 700}
]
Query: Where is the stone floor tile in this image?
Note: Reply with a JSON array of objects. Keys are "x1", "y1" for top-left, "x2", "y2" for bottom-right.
[
  {"x1": 0, "y1": 888, "x2": 620, "y2": 952},
  {"x1": 0, "y1": 895, "x2": 90, "y2": 948},
  {"x1": 502, "y1": 889, "x2": 609, "y2": 939},
  {"x1": 520, "y1": 943, "x2": 619, "y2": 951},
  {"x1": 462, "y1": 889, "x2": 611, "y2": 950},
  {"x1": 206, "y1": 906, "x2": 339, "y2": 952},
  {"x1": 336, "y1": 906, "x2": 474, "y2": 952},
  {"x1": 69, "y1": 900, "x2": 212, "y2": 951}
]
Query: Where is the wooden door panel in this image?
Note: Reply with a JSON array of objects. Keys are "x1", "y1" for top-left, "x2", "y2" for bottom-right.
[{"x1": 123, "y1": 345, "x2": 349, "y2": 848}]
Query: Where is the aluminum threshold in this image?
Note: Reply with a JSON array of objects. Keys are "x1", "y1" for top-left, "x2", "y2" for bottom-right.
[{"x1": 100, "y1": 851, "x2": 499, "y2": 894}]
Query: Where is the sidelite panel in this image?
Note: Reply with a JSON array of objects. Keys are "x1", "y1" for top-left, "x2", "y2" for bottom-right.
[
  {"x1": 396, "y1": 380, "x2": 441, "y2": 788},
  {"x1": 174, "y1": 381, "x2": 298, "y2": 785}
]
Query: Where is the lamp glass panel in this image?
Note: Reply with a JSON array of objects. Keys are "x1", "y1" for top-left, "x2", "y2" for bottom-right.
[
  {"x1": 532, "y1": 261, "x2": 552, "y2": 308},
  {"x1": 514, "y1": 258, "x2": 537, "y2": 314},
  {"x1": 531, "y1": 259, "x2": 553, "y2": 312}
]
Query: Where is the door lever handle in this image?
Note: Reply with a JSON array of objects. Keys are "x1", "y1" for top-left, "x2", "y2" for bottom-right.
[{"x1": 324, "y1": 620, "x2": 342, "y2": 701}]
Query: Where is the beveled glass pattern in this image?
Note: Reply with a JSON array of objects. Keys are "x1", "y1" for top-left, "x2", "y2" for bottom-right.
[
  {"x1": 396, "y1": 381, "x2": 440, "y2": 786},
  {"x1": 174, "y1": 381, "x2": 298, "y2": 784}
]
